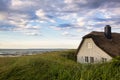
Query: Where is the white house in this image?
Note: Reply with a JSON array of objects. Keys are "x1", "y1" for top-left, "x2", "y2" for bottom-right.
[{"x1": 76, "y1": 25, "x2": 120, "y2": 63}]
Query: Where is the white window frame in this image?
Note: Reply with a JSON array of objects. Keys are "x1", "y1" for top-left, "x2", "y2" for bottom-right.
[{"x1": 88, "y1": 43, "x2": 92, "y2": 49}]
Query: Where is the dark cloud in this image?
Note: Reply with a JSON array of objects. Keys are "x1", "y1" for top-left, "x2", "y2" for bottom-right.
[
  {"x1": 74, "y1": 0, "x2": 120, "y2": 10},
  {"x1": 75, "y1": 0, "x2": 105, "y2": 9},
  {"x1": 0, "y1": 0, "x2": 10, "y2": 11},
  {"x1": 46, "y1": 15, "x2": 54, "y2": 19},
  {"x1": 0, "y1": 22, "x2": 15, "y2": 31},
  {"x1": 58, "y1": 23, "x2": 73, "y2": 28},
  {"x1": 92, "y1": 17, "x2": 110, "y2": 22}
]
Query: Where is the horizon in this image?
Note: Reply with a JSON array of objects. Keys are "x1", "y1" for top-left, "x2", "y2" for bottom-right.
[
  {"x1": 0, "y1": 48, "x2": 70, "y2": 49},
  {"x1": 0, "y1": 0, "x2": 120, "y2": 49}
]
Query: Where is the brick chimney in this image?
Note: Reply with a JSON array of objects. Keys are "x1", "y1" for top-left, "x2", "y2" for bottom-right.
[{"x1": 104, "y1": 25, "x2": 112, "y2": 39}]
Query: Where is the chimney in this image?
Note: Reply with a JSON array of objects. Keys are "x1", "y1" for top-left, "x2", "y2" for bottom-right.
[{"x1": 104, "y1": 25, "x2": 112, "y2": 39}]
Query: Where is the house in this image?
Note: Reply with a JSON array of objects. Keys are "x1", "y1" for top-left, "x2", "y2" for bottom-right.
[{"x1": 76, "y1": 25, "x2": 120, "y2": 63}]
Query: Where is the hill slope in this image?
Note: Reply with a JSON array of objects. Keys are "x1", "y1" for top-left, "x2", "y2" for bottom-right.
[{"x1": 0, "y1": 50, "x2": 120, "y2": 80}]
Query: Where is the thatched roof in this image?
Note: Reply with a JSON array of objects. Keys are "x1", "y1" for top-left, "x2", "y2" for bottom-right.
[{"x1": 76, "y1": 31, "x2": 120, "y2": 58}]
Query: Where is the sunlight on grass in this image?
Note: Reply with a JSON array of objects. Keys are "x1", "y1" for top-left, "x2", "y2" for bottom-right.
[{"x1": 0, "y1": 50, "x2": 120, "y2": 80}]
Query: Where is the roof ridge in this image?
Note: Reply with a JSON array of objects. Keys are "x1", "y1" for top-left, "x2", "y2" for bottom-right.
[{"x1": 76, "y1": 31, "x2": 120, "y2": 58}]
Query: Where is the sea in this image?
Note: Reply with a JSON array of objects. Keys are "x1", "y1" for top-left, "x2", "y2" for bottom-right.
[{"x1": 0, "y1": 49, "x2": 67, "y2": 57}]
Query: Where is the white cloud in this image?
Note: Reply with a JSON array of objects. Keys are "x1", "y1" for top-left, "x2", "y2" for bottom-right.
[
  {"x1": 0, "y1": 12, "x2": 8, "y2": 20},
  {"x1": 76, "y1": 17, "x2": 85, "y2": 27},
  {"x1": 59, "y1": 13, "x2": 78, "y2": 21},
  {"x1": 11, "y1": 0, "x2": 35, "y2": 10},
  {"x1": 50, "y1": 26, "x2": 62, "y2": 30},
  {"x1": 62, "y1": 31, "x2": 69, "y2": 36},
  {"x1": 24, "y1": 31, "x2": 40, "y2": 36},
  {"x1": 76, "y1": 29, "x2": 84, "y2": 32},
  {"x1": 61, "y1": 31, "x2": 80, "y2": 38},
  {"x1": 64, "y1": 0, "x2": 73, "y2": 4},
  {"x1": 64, "y1": 0, "x2": 87, "y2": 4},
  {"x1": 0, "y1": 0, "x2": 120, "y2": 36},
  {"x1": 8, "y1": 13, "x2": 29, "y2": 29},
  {"x1": 36, "y1": 9, "x2": 56, "y2": 23},
  {"x1": 21, "y1": 24, "x2": 41, "y2": 36},
  {"x1": 11, "y1": 0, "x2": 23, "y2": 6},
  {"x1": 36, "y1": 9, "x2": 46, "y2": 19}
]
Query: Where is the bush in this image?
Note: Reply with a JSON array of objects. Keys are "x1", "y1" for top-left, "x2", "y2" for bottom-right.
[
  {"x1": 60, "y1": 49, "x2": 76, "y2": 61},
  {"x1": 111, "y1": 56, "x2": 120, "y2": 67}
]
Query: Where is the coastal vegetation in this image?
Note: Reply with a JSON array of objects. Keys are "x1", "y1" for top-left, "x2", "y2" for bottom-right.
[{"x1": 0, "y1": 50, "x2": 120, "y2": 80}]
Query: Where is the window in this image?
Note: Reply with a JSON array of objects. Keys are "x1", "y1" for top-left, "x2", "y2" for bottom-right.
[
  {"x1": 102, "y1": 58, "x2": 107, "y2": 62},
  {"x1": 85, "y1": 56, "x2": 94, "y2": 63},
  {"x1": 104, "y1": 58, "x2": 107, "y2": 61},
  {"x1": 85, "y1": 56, "x2": 88, "y2": 62},
  {"x1": 88, "y1": 43, "x2": 92, "y2": 48},
  {"x1": 90, "y1": 57, "x2": 94, "y2": 63}
]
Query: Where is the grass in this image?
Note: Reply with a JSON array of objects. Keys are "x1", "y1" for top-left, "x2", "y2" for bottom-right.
[{"x1": 0, "y1": 50, "x2": 120, "y2": 80}]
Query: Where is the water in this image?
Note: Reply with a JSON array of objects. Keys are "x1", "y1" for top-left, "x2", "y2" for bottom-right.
[{"x1": 0, "y1": 49, "x2": 66, "y2": 57}]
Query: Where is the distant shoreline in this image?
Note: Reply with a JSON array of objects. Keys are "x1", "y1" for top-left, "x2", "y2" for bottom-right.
[{"x1": 0, "y1": 49, "x2": 69, "y2": 57}]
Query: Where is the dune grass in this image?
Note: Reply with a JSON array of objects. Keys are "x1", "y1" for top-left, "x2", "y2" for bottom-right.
[{"x1": 0, "y1": 50, "x2": 120, "y2": 80}]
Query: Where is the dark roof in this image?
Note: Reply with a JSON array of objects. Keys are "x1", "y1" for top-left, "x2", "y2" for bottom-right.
[{"x1": 76, "y1": 31, "x2": 120, "y2": 58}]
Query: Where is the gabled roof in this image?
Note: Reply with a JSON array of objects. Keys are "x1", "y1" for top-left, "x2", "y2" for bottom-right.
[{"x1": 76, "y1": 31, "x2": 120, "y2": 58}]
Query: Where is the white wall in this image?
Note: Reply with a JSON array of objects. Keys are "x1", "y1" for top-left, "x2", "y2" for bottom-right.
[{"x1": 77, "y1": 38, "x2": 112, "y2": 63}]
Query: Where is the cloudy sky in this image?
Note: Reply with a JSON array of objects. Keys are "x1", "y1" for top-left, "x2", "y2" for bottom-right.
[{"x1": 0, "y1": 0, "x2": 120, "y2": 49}]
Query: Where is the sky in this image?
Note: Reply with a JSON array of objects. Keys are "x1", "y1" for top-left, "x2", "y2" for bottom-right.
[{"x1": 0, "y1": 0, "x2": 120, "y2": 49}]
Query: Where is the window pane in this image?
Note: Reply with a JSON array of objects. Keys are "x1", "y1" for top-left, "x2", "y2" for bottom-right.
[
  {"x1": 102, "y1": 58, "x2": 104, "y2": 62},
  {"x1": 104, "y1": 58, "x2": 107, "y2": 61},
  {"x1": 101, "y1": 58, "x2": 107, "y2": 62},
  {"x1": 90, "y1": 57, "x2": 94, "y2": 63},
  {"x1": 85, "y1": 56, "x2": 88, "y2": 62}
]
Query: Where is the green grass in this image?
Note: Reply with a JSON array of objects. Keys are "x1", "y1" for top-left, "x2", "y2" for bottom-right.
[{"x1": 0, "y1": 50, "x2": 120, "y2": 80}]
